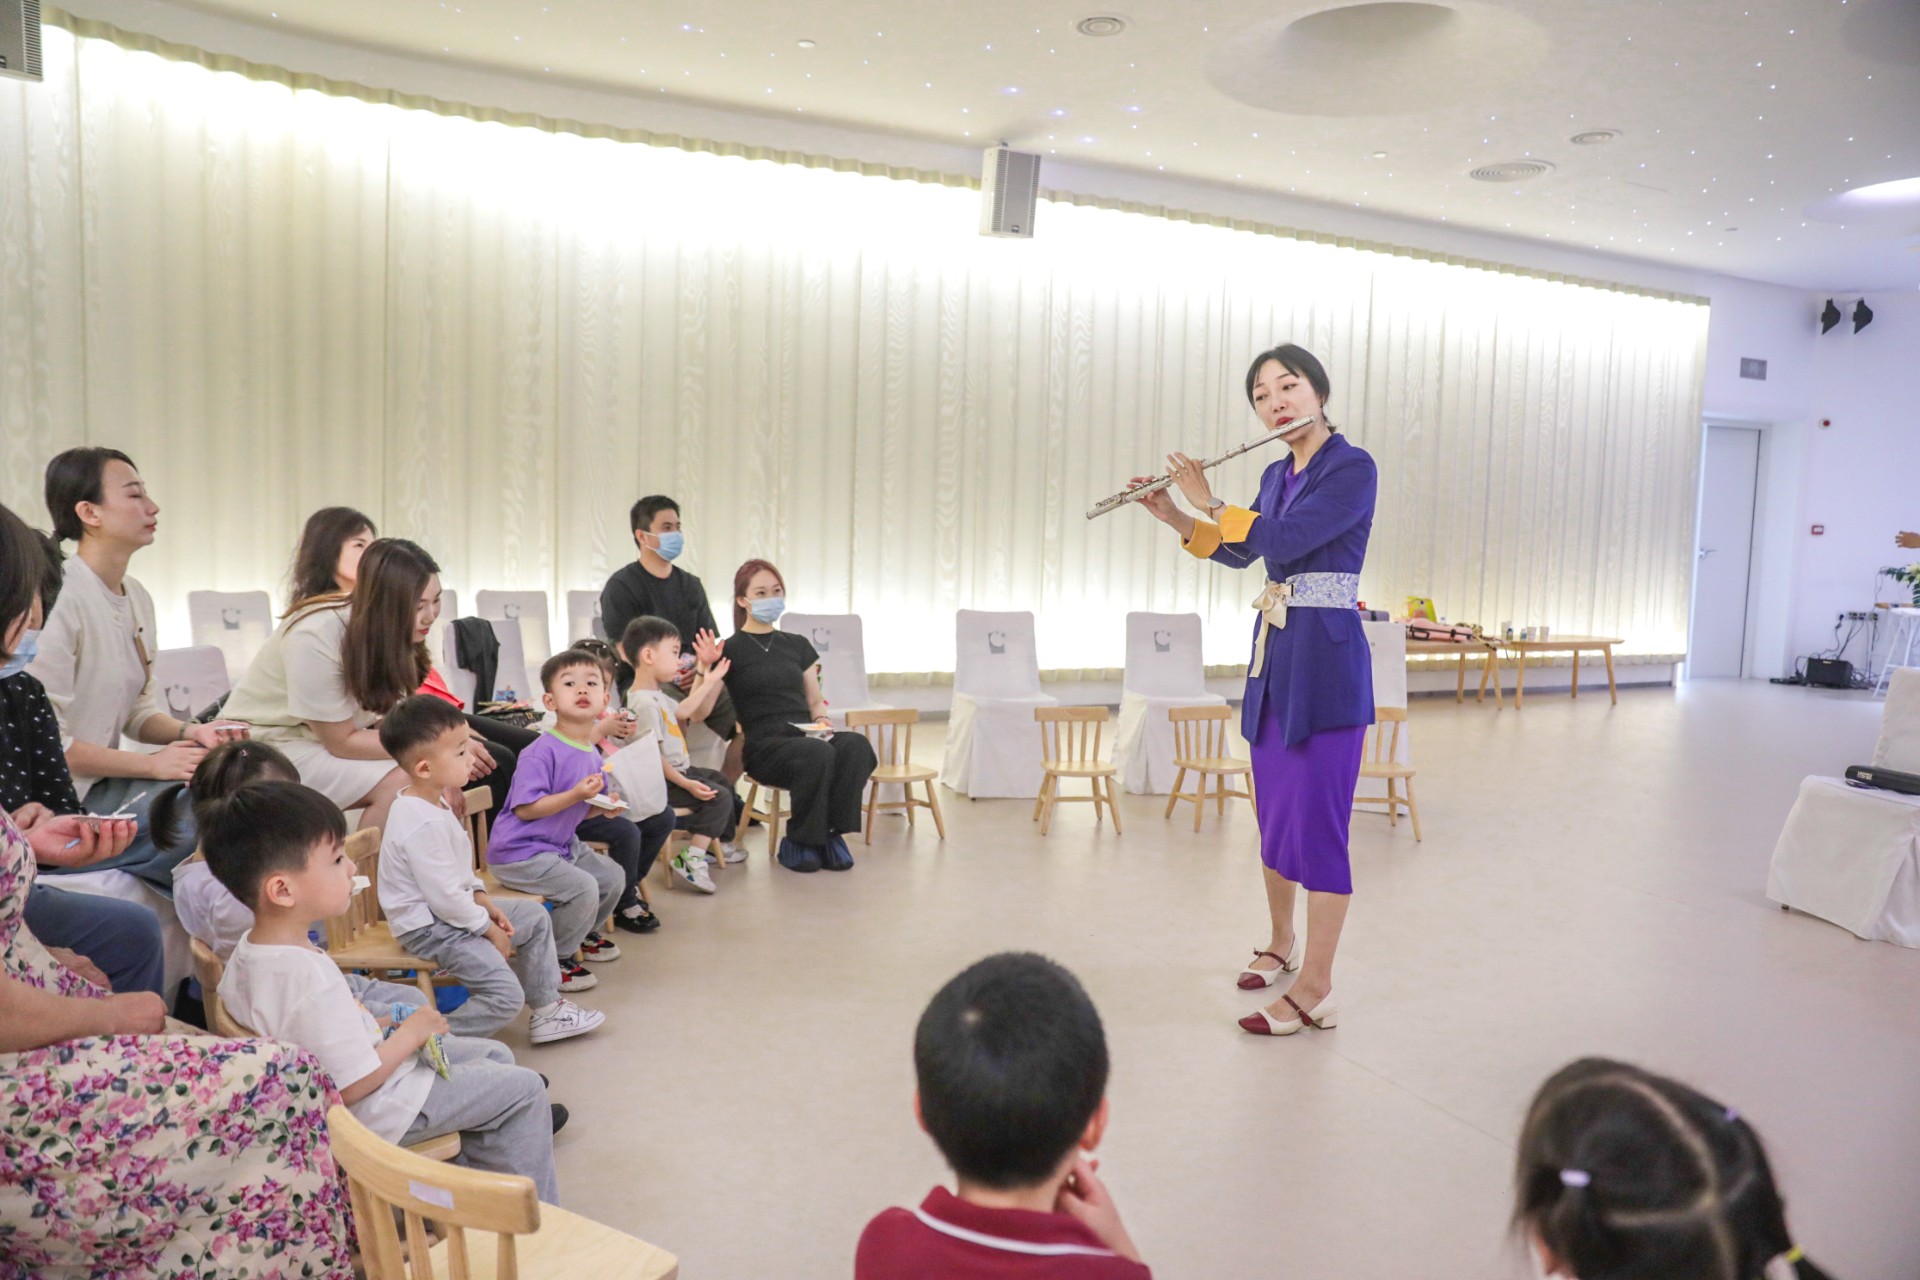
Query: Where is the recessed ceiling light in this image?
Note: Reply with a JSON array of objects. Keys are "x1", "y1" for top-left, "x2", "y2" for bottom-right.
[
  {"x1": 796, "y1": 39, "x2": 815, "y2": 49},
  {"x1": 1570, "y1": 129, "x2": 1621, "y2": 145},
  {"x1": 1076, "y1": 15, "x2": 1128, "y2": 37},
  {"x1": 1370, "y1": 151, "x2": 1388, "y2": 160}
]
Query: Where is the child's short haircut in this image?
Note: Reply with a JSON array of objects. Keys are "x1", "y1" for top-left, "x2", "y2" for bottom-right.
[
  {"x1": 378, "y1": 694, "x2": 468, "y2": 765},
  {"x1": 200, "y1": 781, "x2": 348, "y2": 910},
  {"x1": 540, "y1": 648, "x2": 607, "y2": 693},
  {"x1": 914, "y1": 953, "x2": 1109, "y2": 1190},
  {"x1": 150, "y1": 739, "x2": 299, "y2": 850},
  {"x1": 618, "y1": 615, "x2": 681, "y2": 664}
]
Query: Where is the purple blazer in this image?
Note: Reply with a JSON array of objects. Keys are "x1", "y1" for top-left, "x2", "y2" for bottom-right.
[{"x1": 1197, "y1": 433, "x2": 1377, "y2": 747}]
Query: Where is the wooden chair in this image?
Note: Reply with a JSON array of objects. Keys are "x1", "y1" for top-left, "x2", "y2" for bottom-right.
[
  {"x1": 1033, "y1": 707, "x2": 1122, "y2": 836},
  {"x1": 736, "y1": 775, "x2": 791, "y2": 858},
  {"x1": 650, "y1": 810, "x2": 698, "y2": 888},
  {"x1": 1354, "y1": 705, "x2": 1423, "y2": 841},
  {"x1": 1164, "y1": 705, "x2": 1255, "y2": 832},
  {"x1": 847, "y1": 708, "x2": 946, "y2": 844},
  {"x1": 463, "y1": 785, "x2": 540, "y2": 905},
  {"x1": 325, "y1": 826, "x2": 439, "y2": 1002},
  {"x1": 193, "y1": 938, "x2": 460, "y2": 1162},
  {"x1": 328, "y1": 1105, "x2": 678, "y2": 1280}
]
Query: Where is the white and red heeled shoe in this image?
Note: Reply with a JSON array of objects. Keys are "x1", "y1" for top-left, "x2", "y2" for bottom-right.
[
  {"x1": 1236, "y1": 936, "x2": 1303, "y2": 990},
  {"x1": 1237, "y1": 991, "x2": 1338, "y2": 1036}
]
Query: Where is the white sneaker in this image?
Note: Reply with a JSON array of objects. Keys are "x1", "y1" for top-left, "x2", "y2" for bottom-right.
[
  {"x1": 719, "y1": 842, "x2": 748, "y2": 865},
  {"x1": 529, "y1": 998, "x2": 606, "y2": 1045},
  {"x1": 672, "y1": 851, "x2": 718, "y2": 894}
]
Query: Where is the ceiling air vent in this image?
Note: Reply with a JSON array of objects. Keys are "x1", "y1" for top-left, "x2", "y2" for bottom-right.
[
  {"x1": 1076, "y1": 15, "x2": 1128, "y2": 36},
  {"x1": 1469, "y1": 159, "x2": 1555, "y2": 183},
  {"x1": 1570, "y1": 129, "x2": 1620, "y2": 145}
]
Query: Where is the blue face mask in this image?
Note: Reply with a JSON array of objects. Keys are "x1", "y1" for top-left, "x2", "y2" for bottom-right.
[
  {"x1": 0, "y1": 628, "x2": 40, "y2": 681},
  {"x1": 749, "y1": 596, "x2": 786, "y2": 625},
  {"x1": 654, "y1": 531, "x2": 685, "y2": 562}
]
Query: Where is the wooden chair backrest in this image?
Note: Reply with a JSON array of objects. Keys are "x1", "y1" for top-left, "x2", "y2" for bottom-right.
[
  {"x1": 328, "y1": 1103, "x2": 541, "y2": 1280},
  {"x1": 1168, "y1": 703, "x2": 1233, "y2": 761},
  {"x1": 190, "y1": 936, "x2": 256, "y2": 1039},
  {"x1": 326, "y1": 826, "x2": 385, "y2": 952},
  {"x1": 1367, "y1": 704, "x2": 1407, "y2": 765},
  {"x1": 846, "y1": 707, "x2": 917, "y2": 766},
  {"x1": 1036, "y1": 706, "x2": 1108, "y2": 766},
  {"x1": 462, "y1": 785, "x2": 494, "y2": 875}
]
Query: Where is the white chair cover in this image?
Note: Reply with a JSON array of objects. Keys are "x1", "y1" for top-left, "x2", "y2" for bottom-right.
[
  {"x1": 442, "y1": 617, "x2": 531, "y2": 709},
  {"x1": 476, "y1": 591, "x2": 549, "y2": 696},
  {"x1": 1768, "y1": 776, "x2": 1920, "y2": 947},
  {"x1": 149, "y1": 645, "x2": 232, "y2": 724},
  {"x1": 781, "y1": 612, "x2": 891, "y2": 726},
  {"x1": 186, "y1": 590, "x2": 273, "y2": 685},
  {"x1": 1354, "y1": 621, "x2": 1412, "y2": 803},
  {"x1": 1113, "y1": 612, "x2": 1225, "y2": 794},
  {"x1": 1874, "y1": 669, "x2": 1920, "y2": 773},
  {"x1": 566, "y1": 589, "x2": 607, "y2": 647},
  {"x1": 942, "y1": 610, "x2": 1056, "y2": 797}
]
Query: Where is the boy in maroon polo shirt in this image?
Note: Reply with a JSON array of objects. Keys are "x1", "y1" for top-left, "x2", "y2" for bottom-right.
[{"x1": 855, "y1": 953, "x2": 1152, "y2": 1279}]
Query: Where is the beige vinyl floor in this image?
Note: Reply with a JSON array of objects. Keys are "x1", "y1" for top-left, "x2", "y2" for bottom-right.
[{"x1": 489, "y1": 680, "x2": 1920, "y2": 1280}]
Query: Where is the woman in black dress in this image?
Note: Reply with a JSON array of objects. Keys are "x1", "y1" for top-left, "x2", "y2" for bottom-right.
[{"x1": 715, "y1": 559, "x2": 875, "y2": 872}]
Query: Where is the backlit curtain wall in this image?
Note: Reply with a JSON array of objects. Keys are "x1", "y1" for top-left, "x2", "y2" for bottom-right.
[{"x1": 0, "y1": 27, "x2": 1709, "y2": 674}]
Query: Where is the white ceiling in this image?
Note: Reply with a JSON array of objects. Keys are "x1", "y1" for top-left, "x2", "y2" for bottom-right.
[{"x1": 164, "y1": 0, "x2": 1920, "y2": 291}]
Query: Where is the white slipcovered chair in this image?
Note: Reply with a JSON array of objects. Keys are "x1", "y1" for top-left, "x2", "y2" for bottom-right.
[
  {"x1": 1113, "y1": 613, "x2": 1225, "y2": 795},
  {"x1": 781, "y1": 612, "x2": 890, "y2": 727},
  {"x1": 186, "y1": 590, "x2": 273, "y2": 685},
  {"x1": 1353, "y1": 620, "x2": 1413, "y2": 805},
  {"x1": 441, "y1": 617, "x2": 532, "y2": 711},
  {"x1": 476, "y1": 590, "x2": 551, "y2": 697},
  {"x1": 566, "y1": 589, "x2": 607, "y2": 647},
  {"x1": 1767, "y1": 668, "x2": 1920, "y2": 946},
  {"x1": 942, "y1": 611, "x2": 1058, "y2": 798},
  {"x1": 149, "y1": 645, "x2": 232, "y2": 726}
]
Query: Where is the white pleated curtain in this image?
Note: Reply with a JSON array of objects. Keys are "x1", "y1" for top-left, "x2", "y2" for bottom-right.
[{"x1": 0, "y1": 28, "x2": 1708, "y2": 676}]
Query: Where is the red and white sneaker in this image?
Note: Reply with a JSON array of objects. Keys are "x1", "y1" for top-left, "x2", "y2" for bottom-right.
[
  {"x1": 558, "y1": 959, "x2": 598, "y2": 993},
  {"x1": 579, "y1": 931, "x2": 622, "y2": 963}
]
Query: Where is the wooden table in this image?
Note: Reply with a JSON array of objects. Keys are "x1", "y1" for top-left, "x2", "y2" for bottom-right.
[
  {"x1": 1405, "y1": 638, "x2": 1503, "y2": 706},
  {"x1": 1487, "y1": 636, "x2": 1624, "y2": 708}
]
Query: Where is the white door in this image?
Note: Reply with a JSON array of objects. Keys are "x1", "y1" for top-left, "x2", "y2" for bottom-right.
[{"x1": 1688, "y1": 425, "x2": 1761, "y2": 678}]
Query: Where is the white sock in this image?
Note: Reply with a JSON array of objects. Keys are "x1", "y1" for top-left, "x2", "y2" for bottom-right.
[{"x1": 532, "y1": 1001, "x2": 561, "y2": 1019}]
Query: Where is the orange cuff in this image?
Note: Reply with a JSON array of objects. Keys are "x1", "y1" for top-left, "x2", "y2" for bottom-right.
[
  {"x1": 1182, "y1": 521, "x2": 1222, "y2": 558},
  {"x1": 1218, "y1": 506, "x2": 1258, "y2": 544}
]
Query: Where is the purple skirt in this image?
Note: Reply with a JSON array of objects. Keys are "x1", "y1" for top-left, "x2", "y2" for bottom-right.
[{"x1": 1250, "y1": 696, "x2": 1365, "y2": 894}]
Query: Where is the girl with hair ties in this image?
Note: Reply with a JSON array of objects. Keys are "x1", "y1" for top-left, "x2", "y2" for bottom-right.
[
  {"x1": 1132, "y1": 343, "x2": 1376, "y2": 1037},
  {"x1": 1515, "y1": 1058, "x2": 1832, "y2": 1280}
]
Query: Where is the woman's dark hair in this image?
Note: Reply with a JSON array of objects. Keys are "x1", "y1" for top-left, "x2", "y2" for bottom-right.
[
  {"x1": 331, "y1": 538, "x2": 438, "y2": 716},
  {"x1": 1514, "y1": 1059, "x2": 1830, "y2": 1280},
  {"x1": 200, "y1": 780, "x2": 348, "y2": 910},
  {"x1": 288, "y1": 506, "x2": 377, "y2": 612},
  {"x1": 731, "y1": 558, "x2": 786, "y2": 632},
  {"x1": 914, "y1": 953, "x2": 1109, "y2": 1191},
  {"x1": 1244, "y1": 344, "x2": 1336, "y2": 431},
  {"x1": 150, "y1": 740, "x2": 299, "y2": 852},
  {"x1": 618, "y1": 615, "x2": 682, "y2": 665},
  {"x1": 0, "y1": 503, "x2": 45, "y2": 662},
  {"x1": 44, "y1": 447, "x2": 136, "y2": 543}
]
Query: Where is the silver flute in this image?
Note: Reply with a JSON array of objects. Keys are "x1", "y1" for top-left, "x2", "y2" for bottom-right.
[{"x1": 1084, "y1": 416, "x2": 1313, "y2": 520}]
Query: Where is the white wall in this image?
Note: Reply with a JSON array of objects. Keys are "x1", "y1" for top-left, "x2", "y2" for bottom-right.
[{"x1": 1787, "y1": 291, "x2": 1920, "y2": 675}]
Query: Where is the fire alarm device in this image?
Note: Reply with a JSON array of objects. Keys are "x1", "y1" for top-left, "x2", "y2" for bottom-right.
[
  {"x1": 1819, "y1": 418, "x2": 1833, "y2": 429},
  {"x1": 1811, "y1": 525, "x2": 1825, "y2": 536}
]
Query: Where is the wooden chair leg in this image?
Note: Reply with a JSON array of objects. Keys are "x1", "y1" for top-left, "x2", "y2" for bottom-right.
[
  {"x1": 737, "y1": 783, "x2": 759, "y2": 844},
  {"x1": 1164, "y1": 768, "x2": 1186, "y2": 819},
  {"x1": 1107, "y1": 777, "x2": 1123, "y2": 835},
  {"x1": 414, "y1": 970, "x2": 435, "y2": 1002},
  {"x1": 1032, "y1": 776, "x2": 1049, "y2": 823},
  {"x1": 1039, "y1": 775, "x2": 1058, "y2": 836},
  {"x1": 925, "y1": 781, "x2": 947, "y2": 839},
  {"x1": 1386, "y1": 778, "x2": 1399, "y2": 827},
  {"x1": 1193, "y1": 774, "x2": 1205, "y2": 833},
  {"x1": 768, "y1": 793, "x2": 784, "y2": 857},
  {"x1": 864, "y1": 785, "x2": 878, "y2": 846},
  {"x1": 1215, "y1": 772, "x2": 1226, "y2": 816},
  {"x1": 1406, "y1": 778, "x2": 1423, "y2": 842}
]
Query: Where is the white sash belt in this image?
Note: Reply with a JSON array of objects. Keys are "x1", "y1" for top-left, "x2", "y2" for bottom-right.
[{"x1": 1250, "y1": 572, "x2": 1361, "y2": 677}]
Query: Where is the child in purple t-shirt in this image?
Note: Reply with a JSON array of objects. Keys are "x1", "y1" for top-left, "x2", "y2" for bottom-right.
[{"x1": 487, "y1": 651, "x2": 627, "y2": 991}]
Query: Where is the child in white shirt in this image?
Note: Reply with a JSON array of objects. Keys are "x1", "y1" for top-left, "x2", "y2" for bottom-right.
[
  {"x1": 205, "y1": 779, "x2": 559, "y2": 1201},
  {"x1": 376, "y1": 696, "x2": 603, "y2": 1044},
  {"x1": 619, "y1": 616, "x2": 739, "y2": 894}
]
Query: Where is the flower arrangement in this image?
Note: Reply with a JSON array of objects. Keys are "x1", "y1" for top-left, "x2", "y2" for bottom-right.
[{"x1": 1891, "y1": 564, "x2": 1920, "y2": 607}]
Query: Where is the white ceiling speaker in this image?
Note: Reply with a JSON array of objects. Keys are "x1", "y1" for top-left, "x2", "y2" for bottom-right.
[
  {"x1": 1076, "y1": 16, "x2": 1129, "y2": 37},
  {"x1": 981, "y1": 146, "x2": 1041, "y2": 239},
  {"x1": 1469, "y1": 159, "x2": 1555, "y2": 183},
  {"x1": 0, "y1": 0, "x2": 43, "y2": 83},
  {"x1": 1570, "y1": 129, "x2": 1620, "y2": 145}
]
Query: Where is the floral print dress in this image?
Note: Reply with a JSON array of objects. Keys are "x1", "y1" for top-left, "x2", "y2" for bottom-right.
[{"x1": 0, "y1": 810, "x2": 355, "y2": 1279}]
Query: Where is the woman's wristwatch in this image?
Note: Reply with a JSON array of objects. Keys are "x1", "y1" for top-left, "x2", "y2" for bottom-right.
[{"x1": 1205, "y1": 498, "x2": 1227, "y2": 519}]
